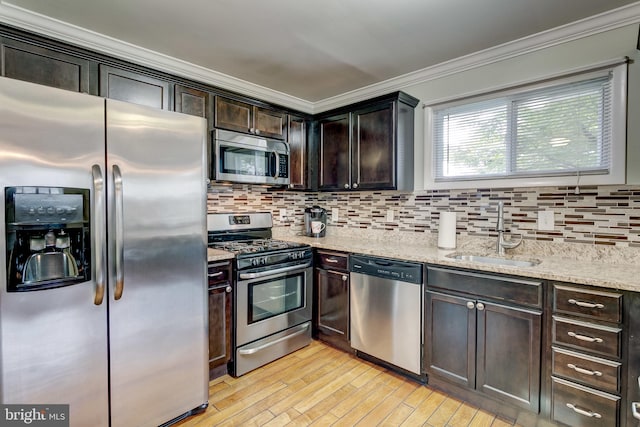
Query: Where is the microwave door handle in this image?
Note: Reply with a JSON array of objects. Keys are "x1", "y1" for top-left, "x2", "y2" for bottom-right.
[{"x1": 270, "y1": 151, "x2": 278, "y2": 178}]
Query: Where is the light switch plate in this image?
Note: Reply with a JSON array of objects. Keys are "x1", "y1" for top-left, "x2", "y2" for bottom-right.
[
  {"x1": 279, "y1": 208, "x2": 287, "y2": 221},
  {"x1": 538, "y1": 210, "x2": 555, "y2": 231},
  {"x1": 386, "y1": 209, "x2": 395, "y2": 222},
  {"x1": 331, "y1": 207, "x2": 339, "y2": 223}
]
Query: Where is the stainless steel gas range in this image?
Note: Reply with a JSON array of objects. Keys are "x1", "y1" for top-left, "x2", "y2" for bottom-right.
[{"x1": 207, "y1": 212, "x2": 312, "y2": 377}]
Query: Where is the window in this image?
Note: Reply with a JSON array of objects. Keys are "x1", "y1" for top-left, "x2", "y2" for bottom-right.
[{"x1": 426, "y1": 62, "x2": 627, "y2": 188}]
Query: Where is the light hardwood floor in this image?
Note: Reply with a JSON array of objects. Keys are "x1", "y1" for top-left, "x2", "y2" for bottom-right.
[{"x1": 175, "y1": 340, "x2": 517, "y2": 427}]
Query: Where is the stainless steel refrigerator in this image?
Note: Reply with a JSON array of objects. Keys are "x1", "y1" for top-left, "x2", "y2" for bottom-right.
[{"x1": 0, "y1": 77, "x2": 209, "y2": 427}]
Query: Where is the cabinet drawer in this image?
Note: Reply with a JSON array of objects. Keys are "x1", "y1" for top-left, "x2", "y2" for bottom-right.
[
  {"x1": 553, "y1": 316, "x2": 621, "y2": 358},
  {"x1": 208, "y1": 261, "x2": 232, "y2": 286},
  {"x1": 316, "y1": 251, "x2": 349, "y2": 271},
  {"x1": 552, "y1": 377, "x2": 619, "y2": 427},
  {"x1": 552, "y1": 347, "x2": 620, "y2": 393},
  {"x1": 426, "y1": 266, "x2": 542, "y2": 308},
  {"x1": 554, "y1": 284, "x2": 622, "y2": 323}
]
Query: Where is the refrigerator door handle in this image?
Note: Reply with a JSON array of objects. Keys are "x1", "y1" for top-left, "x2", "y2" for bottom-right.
[
  {"x1": 113, "y1": 164, "x2": 125, "y2": 300},
  {"x1": 92, "y1": 164, "x2": 106, "y2": 305}
]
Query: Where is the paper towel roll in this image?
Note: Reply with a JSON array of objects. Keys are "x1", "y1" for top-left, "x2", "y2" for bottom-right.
[{"x1": 438, "y1": 211, "x2": 457, "y2": 249}]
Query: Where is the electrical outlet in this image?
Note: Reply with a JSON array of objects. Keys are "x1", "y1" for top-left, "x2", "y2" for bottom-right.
[
  {"x1": 386, "y1": 209, "x2": 395, "y2": 222},
  {"x1": 537, "y1": 210, "x2": 555, "y2": 231},
  {"x1": 331, "y1": 207, "x2": 339, "y2": 223},
  {"x1": 279, "y1": 208, "x2": 287, "y2": 222}
]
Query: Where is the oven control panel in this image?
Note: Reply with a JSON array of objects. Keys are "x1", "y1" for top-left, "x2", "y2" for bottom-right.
[{"x1": 238, "y1": 248, "x2": 312, "y2": 271}]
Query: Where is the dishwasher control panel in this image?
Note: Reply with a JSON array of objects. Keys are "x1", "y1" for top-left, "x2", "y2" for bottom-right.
[{"x1": 350, "y1": 255, "x2": 423, "y2": 284}]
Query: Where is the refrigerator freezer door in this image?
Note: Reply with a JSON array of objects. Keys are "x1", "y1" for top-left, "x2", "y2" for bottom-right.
[
  {"x1": 105, "y1": 99, "x2": 208, "y2": 427},
  {"x1": 0, "y1": 77, "x2": 109, "y2": 426}
]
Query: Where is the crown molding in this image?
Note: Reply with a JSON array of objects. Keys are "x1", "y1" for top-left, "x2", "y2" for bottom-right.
[
  {"x1": 0, "y1": 1, "x2": 315, "y2": 113},
  {"x1": 312, "y1": 1, "x2": 640, "y2": 113},
  {"x1": 2, "y1": 1, "x2": 640, "y2": 115}
]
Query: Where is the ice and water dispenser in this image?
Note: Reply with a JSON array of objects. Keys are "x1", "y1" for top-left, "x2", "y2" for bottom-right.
[{"x1": 5, "y1": 186, "x2": 90, "y2": 291}]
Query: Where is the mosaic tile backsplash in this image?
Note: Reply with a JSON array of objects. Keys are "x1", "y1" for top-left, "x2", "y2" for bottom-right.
[{"x1": 207, "y1": 184, "x2": 640, "y2": 247}]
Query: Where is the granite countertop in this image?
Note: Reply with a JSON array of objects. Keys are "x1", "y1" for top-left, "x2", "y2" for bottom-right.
[
  {"x1": 207, "y1": 248, "x2": 235, "y2": 262},
  {"x1": 273, "y1": 230, "x2": 640, "y2": 293}
]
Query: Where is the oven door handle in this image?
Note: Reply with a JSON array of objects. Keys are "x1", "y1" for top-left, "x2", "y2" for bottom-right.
[
  {"x1": 238, "y1": 323, "x2": 309, "y2": 355},
  {"x1": 239, "y1": 262, "x2": 311, "y2": 280}
]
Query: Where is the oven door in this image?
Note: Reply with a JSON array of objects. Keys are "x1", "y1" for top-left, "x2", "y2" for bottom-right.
[{"x1": 236, "y1": 262, "x2": 312, "y2": 347}]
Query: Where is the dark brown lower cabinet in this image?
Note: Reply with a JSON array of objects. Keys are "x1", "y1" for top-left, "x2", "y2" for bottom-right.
[
  {"x1": 476, "y1": 301, "x2": 541, "y2": 412},
  {"x1": 425, "y1": 286, "x2": 542, "y2": 413},
  {"x1": 314, "y1": 250, "x2": 351, "y2": 352},
  {"x1": 208, "y1": 261, "x2": 233, "y2": 379}
]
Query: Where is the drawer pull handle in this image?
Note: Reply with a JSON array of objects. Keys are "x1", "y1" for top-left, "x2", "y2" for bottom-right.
[
  {"x1": 567, "y1": 331, "x2": 603, "y2": 343},
  {"x1": 208, "y1": 271, "x2": 224, "y2": 278},
  {"x1": 566, "y1": 403, "x2": 602, "y2": 419},
  {"x1": 326, "y1": 258, "x2": 339, "y2": 263},
  {"x1": 632, "y1": 402, "x2": 640, "y2": 420},
  {"x1": 568, "y1": 299, "x2": 604, "y2": 309},
  {"x1": 567, "y1": 363, "x2": 603, "y2": 376}
]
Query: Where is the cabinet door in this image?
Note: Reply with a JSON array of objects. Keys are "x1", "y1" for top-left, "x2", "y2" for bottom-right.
[
  {"x1": 174, "y1": 84, "x2": 212, "y2": 128},
  {"x1": 254, "y1": 106, "x2": 287, "y2": 139},
  {"x1": 351, "y1": 102, "x2": 395, "y2": 190},
  {"x1": 476, "y1": 301, "x2": 542, "y2": 412},
  {"x1": 288, "y1": 114, "x2": 307, "y2": 189},
  {"x1": 319, "y1": 113, "x2": 350, "y2": 191},
  {"x1": 316, "y1": 269, "x2": 351, "y2": 352},
  {"x1": 99, "y1": 65, "x2": 170, "y2": 110},
  {"x1": 425, "y1": 291, "x2": 476, "y2": 388},
  {"x1": 1, "y1": 37, "x2": 91, "y2": 93},
  {"x1": 208, "y1": 284, "x2": 232, "y2": 377},
  {"x1": 215, "y1": 96, "x2": 252, "y2": 134}
]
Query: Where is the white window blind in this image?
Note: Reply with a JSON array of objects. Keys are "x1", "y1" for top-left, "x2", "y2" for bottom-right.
[{"x1": 430, "y1": 64, "x2": 625, "y2": 184}]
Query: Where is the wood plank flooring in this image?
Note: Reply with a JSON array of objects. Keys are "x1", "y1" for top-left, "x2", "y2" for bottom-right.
[{"x1": 175, "y1": 340, "x2": 517, "y2": 427}]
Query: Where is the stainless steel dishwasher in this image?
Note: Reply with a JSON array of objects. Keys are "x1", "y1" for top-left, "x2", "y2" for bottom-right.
[{"x1": 350, "y1": 254, "x2": 424, "y2": 375}]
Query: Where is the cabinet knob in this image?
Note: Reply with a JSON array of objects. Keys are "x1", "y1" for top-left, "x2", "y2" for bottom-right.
[
  {"x1": 344, "y1": 183, "x2": 350, "y2": 189},
  {"x1": 352, "y1": 183, "x2": 359, "y2": 189},
  {"x1": 225, "y1": 286, "x2": 232, "y2": 293},
  {"x1": 466, "y1": 301, "x2": 475, "y2": 309},
  {"x1": 255, "y1": 129, "x2": 261, "y2": 135},
  {"x1": 476, "y1": 302, "x2": 485, "y2": 311},
  {"x1": 342, "y1": 275, "x2": 348, "y2": 281},
  {"x1": 289, "y1": 184, "x2": 294, "y2": 189}
]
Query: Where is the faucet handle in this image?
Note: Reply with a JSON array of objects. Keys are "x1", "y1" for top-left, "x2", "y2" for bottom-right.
[{"x1": 500, "y1": 234, "x2": 523, "y2": 249}]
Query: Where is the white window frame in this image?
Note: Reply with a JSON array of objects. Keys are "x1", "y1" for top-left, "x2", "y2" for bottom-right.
[{"x1": 423, "y1": 61, "x2": 627, "y2": 190}]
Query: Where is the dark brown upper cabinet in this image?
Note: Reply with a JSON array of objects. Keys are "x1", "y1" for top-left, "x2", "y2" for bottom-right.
[
  {"x1": 316, "y1": 91, "x2": 418, "y2": 192},
  {"x1": 215, "y1": 96, "x2": 287, "y2": 140},
  {"x1": 318, "y1": 113, "x2": 350, "y2": 191},
  {"x1": 174, "y1": 84, "x2": 213, "y2": 129},
  {"x1": 99, "y1": 65, "x2": 171, "y2": 110},
  {"x1": 287, "y1": 114, "x2": 312, "y2": 190},
  {"x1": 0, "y1": 37, "x2": 92, "y2": 93}
]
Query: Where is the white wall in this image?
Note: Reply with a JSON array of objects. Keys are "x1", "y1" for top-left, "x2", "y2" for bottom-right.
[{"x1": 397, "y1": 24, "x2": 640, "y2": 189}]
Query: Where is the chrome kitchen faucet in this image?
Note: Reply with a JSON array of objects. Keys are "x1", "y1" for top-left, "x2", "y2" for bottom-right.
[{"x1": 496, "y1": 201, "x2": 522, "y2": 256}]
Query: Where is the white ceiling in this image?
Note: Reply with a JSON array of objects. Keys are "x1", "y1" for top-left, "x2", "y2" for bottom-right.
[{"x1": 2, "y1": 0, "x2": 640, "y2": 104}]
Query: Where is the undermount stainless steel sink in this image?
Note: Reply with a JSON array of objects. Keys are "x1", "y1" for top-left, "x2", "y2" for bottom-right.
[{"x1": 446, "y1": 253, "x2": 540, "y2": 268}]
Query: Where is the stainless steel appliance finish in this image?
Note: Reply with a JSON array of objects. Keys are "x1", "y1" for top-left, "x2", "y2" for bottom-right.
[
  {"x1": 207, "y1": 212, "x2": 312, "y2": 377},
  {"x1": 350, "y1": 254, "x2": 424, "y2": 375},
  {"x1": 214, "y1": 129, "x2": 290, "y2": 186},
  {"x1": 0, "y1": 77, "x2": 209, "y2": 427}
]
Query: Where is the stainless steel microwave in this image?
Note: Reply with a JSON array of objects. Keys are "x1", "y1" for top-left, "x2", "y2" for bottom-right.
[{"x1": 213, "y1": 129, "x2": 290, "y2": 186}]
